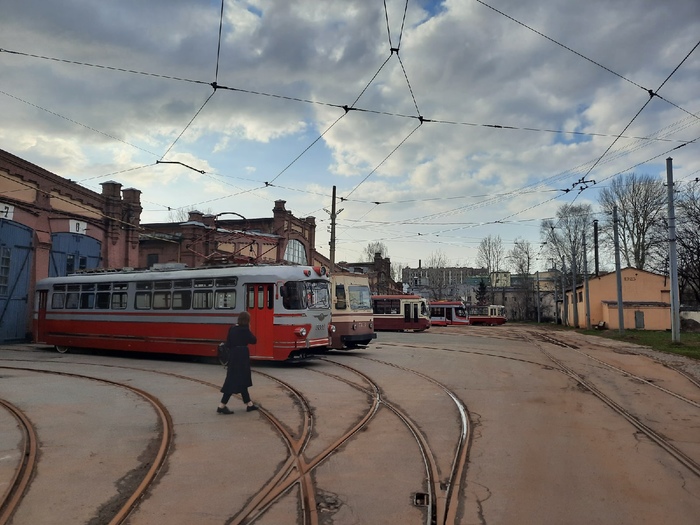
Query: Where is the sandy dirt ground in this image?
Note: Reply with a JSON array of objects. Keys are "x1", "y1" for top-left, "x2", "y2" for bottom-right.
[{"x1": 0, "y1": 324, "x2": 698, "y2": 524}]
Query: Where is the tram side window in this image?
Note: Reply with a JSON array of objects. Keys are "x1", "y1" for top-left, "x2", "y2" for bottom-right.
[
  {"x1": 51, "y1": 293, "x2": 65, "y2": 309},
  {"x1": 153, "y1": 291, "x2": 171, "y2": 310},
  {"x1": 135, "y1": 292, "x2": 152, "y2": 310},
  {"x1": 65, "y1": 292, "x2": 80, "y2": 309},
  {"x1": 80, "y1": 293, "x2": 95, "y2": 309},
  {"x1": 192, "y1": 290, "x2": 213, "y2": 309},
  {"x1": 96, "y1": 292, "x2": 111, "y2": 309},
  {"x1": 373, "y1": 299, "x2": 400, "y2": 315},
  {"x1": 172, "y1": 290, "x2": 191, "y2": 310},
  {"x1": 335, "y1": 284, "x2": 347, "y2": 310},
  {"x1": 215, "y1": 290, "x2": 236, "y2": 309},
  {"x1": 111, "y1": 292, "x2": 128, "y2": 309}
]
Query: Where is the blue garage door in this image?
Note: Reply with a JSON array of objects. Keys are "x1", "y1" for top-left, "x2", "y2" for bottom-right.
[
  {"x1": 49, "y1": 233, "x2": 102, "y2": 277},
  {"x1": 0, "y1": 220, "x2": 33, "y2": 342}
]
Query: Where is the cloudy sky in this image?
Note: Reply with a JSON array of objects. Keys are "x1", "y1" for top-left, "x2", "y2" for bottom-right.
[{"x1": 2, "y1": 0, "x2": 698, "y2": 270}]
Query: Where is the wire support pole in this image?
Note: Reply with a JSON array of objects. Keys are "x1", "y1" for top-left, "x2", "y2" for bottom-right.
[
  {"x1": 583, "y1": 232, "x2": 591, "y2": 330},
  {"x1": 613, "y1": 206, "x2": 625, "y2": 333},
  {"x1": 666, "y1": 158, "x2": 681, "y2": 343}
]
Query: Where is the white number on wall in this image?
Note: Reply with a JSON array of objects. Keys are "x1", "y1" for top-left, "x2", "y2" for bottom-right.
[
  {"x1": 69, "y1": 220, "x2": 87, "y2": 234},
  {"x1": 0, "y1": 203, "x2": 14, "y2": 220}
]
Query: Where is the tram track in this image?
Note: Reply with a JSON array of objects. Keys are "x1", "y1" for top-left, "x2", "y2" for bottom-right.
[
  {"x1": 0, "y1": 354, "x2": 465, "y2": 524},
  {"x1": 0, "y1": 365, "x2": 173, "y2": 525},
  {"x1": 318, "y1": 355, "x2": 472, "y2": 525},
  {"x1": 4, "y1": 328, "x2": 698, "y2": 524},
  {"x1": 0, "y1": 400, "x2": 38, "y2": 525},
  {"x1": 529, "y1": 331, "x2": 700, "y2": 409},
  {"x1": 522, "y1": 333, "x2": 700, "y2": 479},
  {"x1": 0, "y1": 358, "x2": 382, "y2": 525}
]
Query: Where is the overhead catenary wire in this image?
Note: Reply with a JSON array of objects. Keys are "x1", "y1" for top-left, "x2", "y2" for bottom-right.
[{"x1": 1, "y1": 5, "x2": 697, "y2": 260}]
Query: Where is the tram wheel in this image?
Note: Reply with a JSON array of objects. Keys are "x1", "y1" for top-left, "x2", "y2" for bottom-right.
[{"x1": 55, "y1": 346, "x2": 70, "y2": 354}]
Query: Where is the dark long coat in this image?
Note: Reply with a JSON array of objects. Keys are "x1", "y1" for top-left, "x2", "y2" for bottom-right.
[{"x1": 220, "y1": 324, "x2": 257, "y2": 395}]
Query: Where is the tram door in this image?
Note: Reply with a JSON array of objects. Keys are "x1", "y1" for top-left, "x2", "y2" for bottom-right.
[
  {"x1": 246, "y1": 283, "x2": 274, "y2": 358},
  {"x1": 34, "y1": 290, "x2": 48, "y2": 343}
]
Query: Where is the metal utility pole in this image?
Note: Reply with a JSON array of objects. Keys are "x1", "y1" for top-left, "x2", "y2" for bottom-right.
[
  {"x1": 561, "y1": 258, "x2": 568, "y2": 326},
  {"x1": 583, "y1": 232, "x2": 591, "y2": 329},
  {"x1": 666, "y1": 158, "x2": 681, "y2": 342},
  {"x1": 613, "y1": 206, "x2": 625, "y2": 333},
  {"x1": 593, "y1": 219, "x2": 600, "y2": 276},
  {"x1": 553, "y1": 261, "x2": 559, "y2": 324},
  {"x1": 572, "y1": 244, "x2": 579, "y2": 328},
  {"x1": 329, "y1": 186, "x2": 337, "y2": 269},
  {"x1": 537, "y1": 270, "x2": 542, "y2": 323},
  {"x1": 325, "y1": 186, "x2": 343, "y2": 271}
]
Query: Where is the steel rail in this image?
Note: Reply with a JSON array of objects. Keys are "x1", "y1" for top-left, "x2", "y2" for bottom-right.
[
  {"x1": 529, "y1": 340, "x2": 700, "y2": 478},
  {"x1": 0, "y1": 399, "x2": 38, "y2": 525},
  {"x1": 0, "y1": 366, "x2": 173, "y2": 524}
]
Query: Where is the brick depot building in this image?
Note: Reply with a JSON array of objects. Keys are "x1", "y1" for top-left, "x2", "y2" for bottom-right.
[
  {"x1": 0, "y1": 149, "x2": 142, "y2": 342},
  {"x1": 139, "y1": 200, "x2": 318, "y2": 269}
]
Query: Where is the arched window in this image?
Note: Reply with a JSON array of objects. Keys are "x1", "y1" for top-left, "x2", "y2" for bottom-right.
[{"x1": 284, "y1": 239, "x2": 307, "y2": 265}]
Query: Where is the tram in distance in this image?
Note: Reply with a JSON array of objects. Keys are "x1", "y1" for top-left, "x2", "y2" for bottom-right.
[
  {"x1": 467, "y1": 304, "x2": 507, "y2": 325},
  {"x1": 371, "y1": 294, "x2": 431, "y2": 332},
  {"x1": 329, "y1": 272, "x2": 376, "y2": 349},
  {"x1": 429, "y1": 300, "x2": 470, "y2": 326},
  {"x1": 33, "y1": 264, "x2": 334, "y2": 361}
]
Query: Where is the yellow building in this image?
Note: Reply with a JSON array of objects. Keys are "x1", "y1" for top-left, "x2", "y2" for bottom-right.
[{"x1": 566, "y1": 267, "x2": 671, "y2": 330}]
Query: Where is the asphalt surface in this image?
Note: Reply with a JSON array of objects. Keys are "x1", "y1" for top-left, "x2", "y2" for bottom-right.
[{"x1": 1, "y1": 325, "x2": 699, "y2": 524}]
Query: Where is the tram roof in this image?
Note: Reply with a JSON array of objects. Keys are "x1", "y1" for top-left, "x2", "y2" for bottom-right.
[{"x1": 36, "y1": 264, "x2": 329, "y2": 286}]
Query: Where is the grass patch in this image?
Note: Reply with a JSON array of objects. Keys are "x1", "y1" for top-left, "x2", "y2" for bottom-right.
[{"x1": 577, "y1": 328, "x2": 700, "y2": 360}]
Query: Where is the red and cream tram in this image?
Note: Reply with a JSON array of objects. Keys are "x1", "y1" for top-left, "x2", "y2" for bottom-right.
[
  {"x1": 33, "y1": 264, "x2": 334, "y2": 361},
  {"x1": 467, "y1": 304, "x2": 507, "y2": 325},
  {"x1": 330, "y1": 272, "x2": 376, "y2": 349},
  {"x1": 371, "y1": 294, "x2": 431, "y2": 332},
  {"x1": 429, "y1": 301, "x2": 470, "y2": 326}
]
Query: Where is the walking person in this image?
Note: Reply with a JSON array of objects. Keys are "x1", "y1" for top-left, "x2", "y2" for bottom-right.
[{"x1": 217, "y1": 311, "x2": 259, "y2": 414}]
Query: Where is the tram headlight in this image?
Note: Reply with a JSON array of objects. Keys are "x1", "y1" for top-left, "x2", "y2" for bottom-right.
[
  {"x1": 369, "y1": 321, "x2": 373, "y2": 329},
  {"x1": 352, "y1": 323, "x2": 357, "y2": 331},
  {"x1": 328, "y1": 324, "x2": 336, "y2": 333},
  {"x1": 295, "y1": 327, "x2": 307, "y2": 337}
]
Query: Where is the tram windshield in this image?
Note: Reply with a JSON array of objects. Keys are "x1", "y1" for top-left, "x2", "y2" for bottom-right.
[
  {"x1": 282, "y1": 280, "x2": 331, "y2": 310},
  {"x1": 347, "y1": 285, "x2": 371, "y2": 310}
]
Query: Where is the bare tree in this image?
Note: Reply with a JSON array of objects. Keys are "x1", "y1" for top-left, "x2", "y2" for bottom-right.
[
  {"x1": 476, "y1": 235, "x2": 504, "y2": 275},
  {"x1": 477, "y1": 235, "x2": 505, "y2": 303},
  {"x1": 676, "y1": 182, "x2": 700, "y2": 305},
  {"x1": 364, "y1": 241, "x2": 388, "y2": 262},
  {"x1": 391, "y1": 262, "x2": 404, "y2": 285},
  {"x1": 168, "y1": 207, "x2": 213, "y2": 223},
  {"x1": 507, "y1": 238, "x2": 536, "y2": 320},
  {"x1": 597, "y1": 173, "x2": 666, "y2": 270},
  {"x1": 424, "y1": 250, "x2": 451, "y2": 300},
  {"x1": 541, "y1": 204, "x2": 594, "y2": 275}
]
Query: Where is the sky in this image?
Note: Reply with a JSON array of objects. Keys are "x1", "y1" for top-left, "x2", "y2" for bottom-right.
[{"x1": 1, "y1": 0, "x2": 699, "y2": 271}]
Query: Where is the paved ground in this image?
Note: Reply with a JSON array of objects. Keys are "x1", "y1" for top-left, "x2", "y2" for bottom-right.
[{"x1": 1, "y1": 324, "x2": 699, "y2": 524}]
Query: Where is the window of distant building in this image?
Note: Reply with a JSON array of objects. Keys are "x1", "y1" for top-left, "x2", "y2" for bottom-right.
[{"x1": 284, "y1": 239, "x2": 307, "y2": 265}]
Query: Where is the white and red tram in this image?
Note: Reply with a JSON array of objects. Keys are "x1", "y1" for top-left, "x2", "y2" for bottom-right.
[
  {"x1": 467, "y1": 304, "x2": 507, "y2": 325},
  {"x1": 371, "y1": 294, "x2": 431, "y2": 332},
  {"x1": 429, "y1": 301, "x2": 470, "y2": 326},
  {"x1": 33, "y1": 264, "x2": 334, "y2": 361}
]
